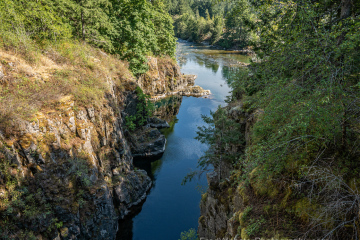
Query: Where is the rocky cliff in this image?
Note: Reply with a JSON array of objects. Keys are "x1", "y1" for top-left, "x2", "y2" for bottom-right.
[
  {"x1": 0, "y1": 84, "x2": 152, "y2": 239},
  {"x1": 0, "y1": 48, "x2": 192, "y2": 239},
  {"x1": 137, "y1": 57, "x2": 210, "y2": 100}
]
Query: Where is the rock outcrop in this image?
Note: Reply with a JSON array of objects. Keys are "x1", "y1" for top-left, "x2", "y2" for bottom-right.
[
  {"x1": 147, "y1": 117, "x2": 170, "y2": 129},
  {"x1": 0, "y1": 52, "x2": 199, "y2": 239},
  {"x1": 127, "y1": 127, "x2": 167, "y2": 160},
  {"x1": 0, "y1": 82, "x2": 152, "y2": 239},
  {"x1": 137, "y1": 57, "x2": 211, "y2": 100}
]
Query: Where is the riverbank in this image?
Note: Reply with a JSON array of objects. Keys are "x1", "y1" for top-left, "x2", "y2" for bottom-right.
[{"x1": 0, "y1": 40, "x2": 205, "y2": 239}]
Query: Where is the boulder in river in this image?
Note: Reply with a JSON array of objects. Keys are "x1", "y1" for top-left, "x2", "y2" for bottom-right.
[{"x1": 127, "y1": 126, "x2": 167, "y2": 160}]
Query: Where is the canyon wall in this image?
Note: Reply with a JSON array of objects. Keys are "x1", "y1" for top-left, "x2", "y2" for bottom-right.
[{"x1": 0, "y1": 54, "x2": 193, "y2": 239}]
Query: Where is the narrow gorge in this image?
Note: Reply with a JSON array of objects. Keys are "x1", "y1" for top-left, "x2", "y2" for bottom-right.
[{"x1": 0, "y1": 43, "x2": 212, "y2": 239}]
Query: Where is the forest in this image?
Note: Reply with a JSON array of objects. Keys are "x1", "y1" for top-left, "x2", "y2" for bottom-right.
[
  {"x1": 0, "y1": 0, "x2": 359, "y2": 239},
  {"x1": 193, "y1": 0, "x2": 360, "y2": 239},
  {"x1": 0, "y1": 0, "x2": 176, "y2": 75},
  {"x1": 164, "y1": 0, "x2": 257, "y2": 49}
]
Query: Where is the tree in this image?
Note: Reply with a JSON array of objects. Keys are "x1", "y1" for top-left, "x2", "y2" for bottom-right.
[
  {"x1": 54, "y1": 0, "x2": 114, "y2": 50},
  {"x1": 110, "y1": 0, "x2": 175, "y2": 74},
  {"x1": 225, "y1": 0, "x2": 360, "y2": 237},
  {"x1": 184, "y1": 106, "x2": 244, "y2": 183},
  {"x1": 0, "y1": 0, "x2": 71, "y2": 45}
]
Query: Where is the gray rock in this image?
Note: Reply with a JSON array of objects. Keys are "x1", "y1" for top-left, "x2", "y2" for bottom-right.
[
  {"x1": 207, "y1": 171, "x2": 219, "y2": 188},
  {"x1": 147, "y1": 117, "x2": 170, "y2": 129},
  {"x1": 128, "y1": 127, "x2": 167, "y2": 160},
  {"x1": 114, "y1": 170, "x2": 151, "y2": 218},
  {"x1": 81, "y1": 184, "x2": 118, "y2": 240}
]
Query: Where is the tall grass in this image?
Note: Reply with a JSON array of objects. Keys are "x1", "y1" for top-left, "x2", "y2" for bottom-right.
[{"x1": 0, "y1": 39, "x2": 133, "y2": 136}]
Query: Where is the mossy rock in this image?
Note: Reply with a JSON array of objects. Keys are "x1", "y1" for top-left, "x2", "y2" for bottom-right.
[{"x1": 241, "y1": 228, "x2": 249, "y2": 239}]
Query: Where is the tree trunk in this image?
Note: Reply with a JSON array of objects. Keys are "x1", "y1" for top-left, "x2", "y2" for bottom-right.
[
  {"x1": 337, "y1": 0, "x2": 352, "y2": 45},
  {"x1": 340, "y1": 0, "x2": 352, "y2": 19}
]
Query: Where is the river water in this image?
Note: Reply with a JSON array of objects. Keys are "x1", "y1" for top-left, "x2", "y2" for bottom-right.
[{"x1": 117, "y1": 40, "x2": 250, "y2": 240}]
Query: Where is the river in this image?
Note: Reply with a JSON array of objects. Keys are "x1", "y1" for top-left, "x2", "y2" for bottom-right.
[{"x1": 117, "y1": 40, "x2": 250, "y2": 240}]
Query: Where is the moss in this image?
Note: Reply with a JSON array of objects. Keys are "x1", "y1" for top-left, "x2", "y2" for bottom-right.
[
  {"x1": 241, "y1": 228, "x2": 249, "y2": 239},
  {"x1": 280, "y1": 186, "x2": 292, "y2": 208},
  {"x1": 294, "y1": 198, "x2": 316, "y2": 223},
  {"x1": 19, "y1": 133, "x2": 34, "y2": 149},
  {"x1": 237, "y1": 183, "x2": 249, "y2": 205},
  {"x1": 60, "y1": 227, "x2": 69, "y2": 237},
  {"x1": 250, "y1": 167, "x2": 279, "y2": 198},
  {"x1": 199, "y1": 215, "x2": 205, "y2": 226},
  {"x1": 239, "y1": 206, "x2": 252, "y2": 227},
  {"x1": 201, "y1": 192, "x2": 208, "y2": 204}
]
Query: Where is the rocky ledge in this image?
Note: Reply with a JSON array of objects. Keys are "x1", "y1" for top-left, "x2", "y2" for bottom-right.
[
  {"x1": 137, "y1": 57, "x2": 211, "y2": 100},
  {"x1": 147, "y1": 117, "x2": 170, "y2": 129},
  {"x1": 127, "y1": 119, "x2": 169, "y2": 160}
]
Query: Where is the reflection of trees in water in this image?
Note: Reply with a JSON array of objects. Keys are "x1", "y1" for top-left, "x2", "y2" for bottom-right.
[
  {"x1": 194, "y1": 56, "x2": 220, "y2": 75},
  {"x1": 221, "y1": 65, "x2": 242, "y2": 84},
  {"x1": 176, "y1": 41, "x2": 250, "y2": 73},
  {"x1": 154, "y1": 95, "x2": 182, "y2": 123}
]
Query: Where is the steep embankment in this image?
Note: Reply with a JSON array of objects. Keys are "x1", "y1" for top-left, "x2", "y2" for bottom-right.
[
  {"x1": 0, "y1": 43, "x2": 202, "y2": 239},
  {"x1": 197, "y1": 102, "x2": 306, "y2": 239}
]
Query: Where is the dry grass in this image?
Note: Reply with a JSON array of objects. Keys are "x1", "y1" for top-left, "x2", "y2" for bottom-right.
[{"x1": 0, "y1": 41, "x2": 135, "y2": 136}]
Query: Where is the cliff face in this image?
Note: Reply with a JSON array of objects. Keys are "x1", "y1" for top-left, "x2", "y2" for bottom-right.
[
  {"x1": 0, "y1": 81, "x2": 151, "y2": 239},
  {"x1": 137, "y1": 57, "x2": 210, "y2": 99},
  {"x1": 0, "y1": 49, "x2": 184, "y2": 239}
]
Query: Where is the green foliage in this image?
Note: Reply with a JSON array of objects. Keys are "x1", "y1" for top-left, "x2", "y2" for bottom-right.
[
  {"x1": 192, "y1": 0, "x2": 359, "y2": 238},
  {"x1": 184, "y1": 106, "x2": 244, "y2": 183},
  {"x1": 67, "y1": 157, "x2": 92, "y2": 187},
  {"x1": 203, "y1": 0, "x2": 360, "y2": 238},
  {"x1": 0, "y1": 0, "x2": 176, "y2": 74},
  {"x1": 126, "y1": 86, "x2": 155, "y2": 131},
  {"x1": 110, "y1": 0, "x2": 176, "y2": 74},
  {"x1": 0, "y1": 0, "x2": 71, "y2": 62},
  {"x1": 125, "y1": 115, "x2": 137, "y2": 132},
  {"x1": 54, "y1": 0, "x2": 114, "y2": 50},
  {"x1": 167, "y1": 0, "x2": 257, "y2": 48},
  {"x1": 218, "y1": 0, "x2": 257, "y2": 49},
  {"x1": 246, "y1": 217, "x2": 266, "y2": 236},
  {"x1": 0, "y1": 0, "x2": 72, "y2": 43},
  {"x1": 241, "y1": 206, "x2": 252, "y2": 223},
  {"x1": 196, "y1": 106, "x2": 244, "y2": 167},
  {"x1": 179, "y1": 228, "x2": 198, "y2": 240},
  {"x1": 0, "y1": 161, "x2": 54, "y2": 239},
  {"x1": 55, "y1": 221, "x2": 63, "y2": 229},
  {"x1": 230, "y1": 0, "x2": 360, "y2": 182}
]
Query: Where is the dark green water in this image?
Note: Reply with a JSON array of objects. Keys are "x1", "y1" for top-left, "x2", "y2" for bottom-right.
[{"x1": 117, "y1": 40, "x2": 250, "y2": 240}]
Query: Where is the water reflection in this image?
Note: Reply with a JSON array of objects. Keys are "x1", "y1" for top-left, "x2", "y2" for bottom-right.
[
  {"x1": 176, "y1": 40, "x2": 251, "y2": 70},
  {"x1": 117, "y1": 40, "x2": 250, "y2": 240},
  {"x1": 153, "y1": 95, "x2": 182, "y2": 124}
]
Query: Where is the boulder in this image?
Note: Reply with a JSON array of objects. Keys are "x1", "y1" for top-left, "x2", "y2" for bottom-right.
[
  {"x1": 129, "y1": 127, "x2": 166, "y2": 160},
  {"x1": 147, "y1": 117, "x2": 170, "y2": 129},
  {"x1": 113, "y1": 170, "x2": 152, "y2": 218}
]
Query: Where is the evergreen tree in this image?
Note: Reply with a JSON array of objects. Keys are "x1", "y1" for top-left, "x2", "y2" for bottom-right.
[
  {"x1": 110, "y1": 0, "x2": 175, "y2": 74},
  {"x1": 184, "y1": 106, "x2": 244, "y2": 183},
  {"x1": 0, "y1": 0, "x2": 71, "y2": 45},
  {"x1": 59, "y1": 0, "x2": 114, "y2": 50}
]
